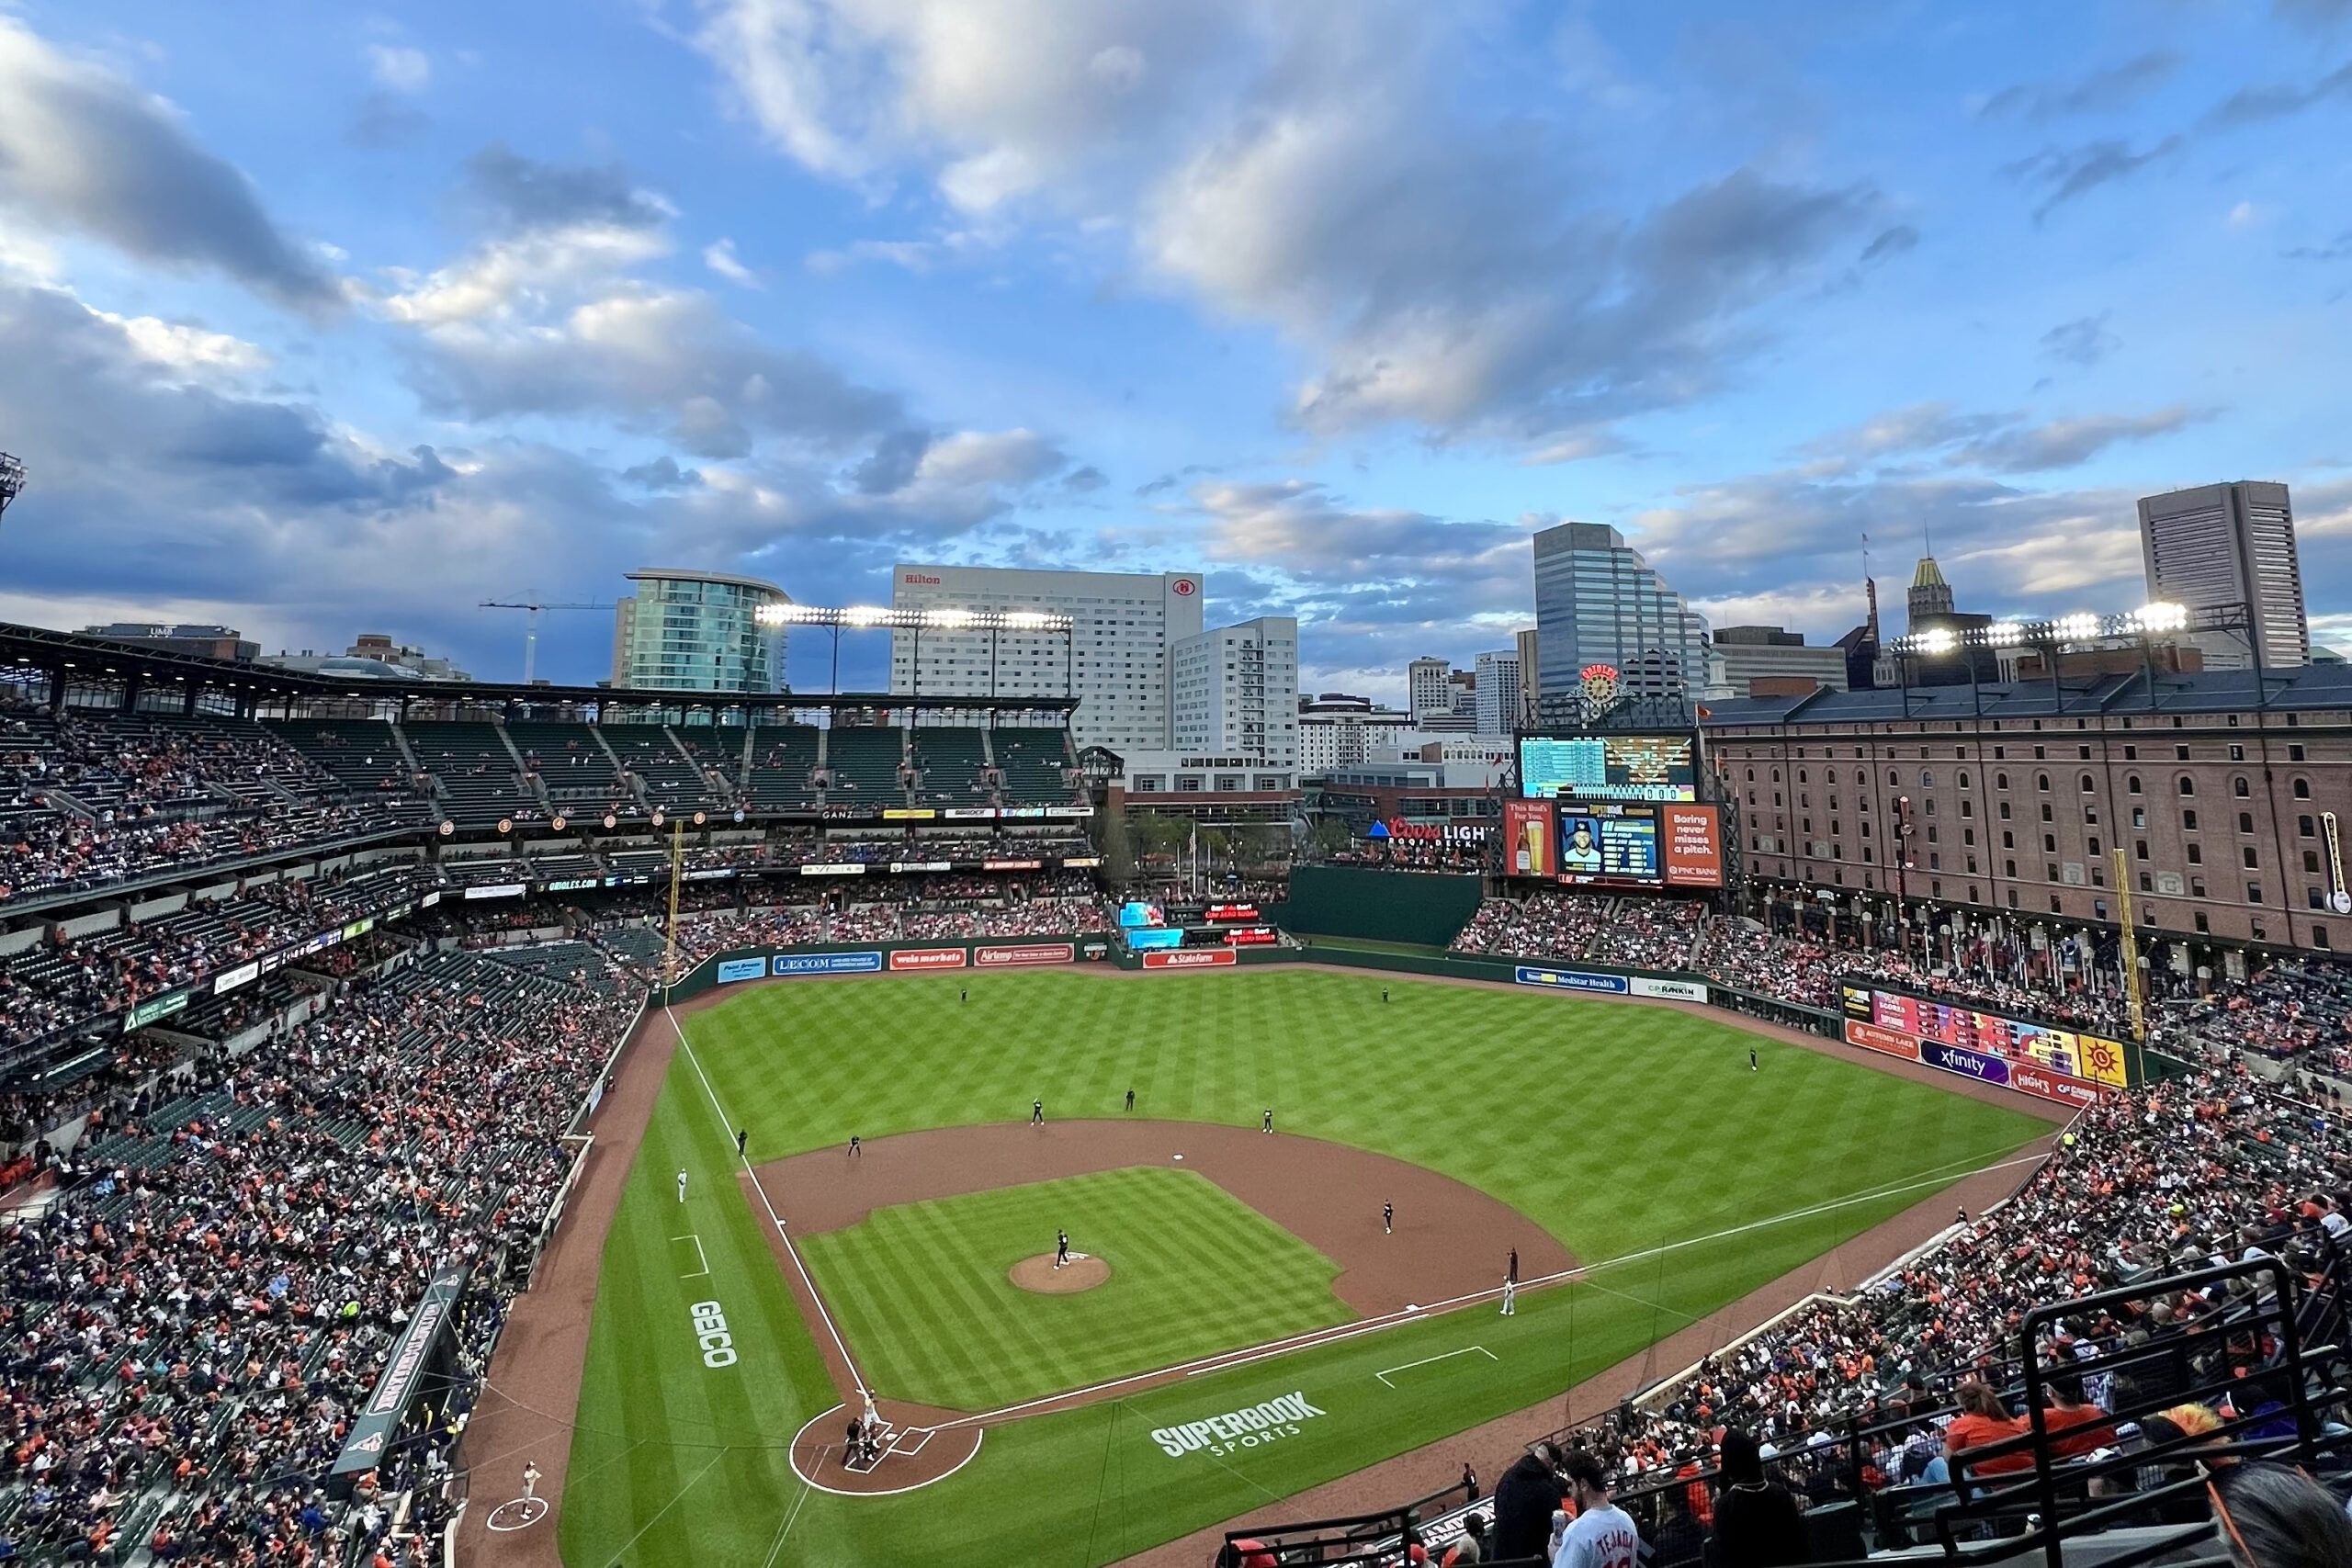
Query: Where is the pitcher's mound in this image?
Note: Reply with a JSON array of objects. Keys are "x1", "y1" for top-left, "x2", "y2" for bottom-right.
[{"x1": 1010, "y1": 1253, "x2": 1110, "y2": 1293}]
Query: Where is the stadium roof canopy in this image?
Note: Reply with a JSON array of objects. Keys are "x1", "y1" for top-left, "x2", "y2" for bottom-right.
[
  {"x1": 0, "y1": 621, "x2": 1078, "y2": 717},
  {"x1": 1697, "y1": 661, "x2": 2352, "y2": 728}
]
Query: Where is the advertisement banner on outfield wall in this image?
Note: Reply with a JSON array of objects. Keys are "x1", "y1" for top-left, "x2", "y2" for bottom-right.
[
  {"x1": 1660, "y1": 806, "x2": 1725, "y2": 888},
  {"x1": 1143, "y1": 949, "x2": 1236, "y2": 968},
  {"x1": 772, "y1": 951, "x2": 883, "y2": 976},
  {"x1": 889, "y1": 947, "x2": 968, "y2": 970},
  {"x1": 717, "y1": 957, "x2": 767, "y2": 984},
  {"x1": 976, "y1": 944, "x2": 1074, "y2": 967},
  {"x1": 1503, "y1": 799, "x2": 1555, "y2": 879},
  {"x1": 1844, "y1": 1018, "x2": 2106, "y2": 1106},
  {"x1": 1631, "y1": 976, "x2": 1708, "y2": 1001},
  {"x1": 1514, "y1": 964, "x2": 1628, "y2": 994},
  {"x1": 1844, "y1": 1020, "x2": 1920, "y2": 1060}
]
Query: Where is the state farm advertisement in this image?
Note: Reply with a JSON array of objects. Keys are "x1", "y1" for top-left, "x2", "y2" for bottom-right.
[
  {"x1": 1143, "y1": 949, "x2": 1237, "y2": 969},
  {"x1": 1660, "y1": 805, "x2": 1724, "y2": 888},
  {"x1": 975, "y1": 943, "x2": 1074, "y2": 967},
  {"x1": 888, "y1": 947, "x2": 968, "y2": 970}
]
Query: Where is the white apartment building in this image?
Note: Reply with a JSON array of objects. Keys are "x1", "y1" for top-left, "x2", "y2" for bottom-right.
[
  {"x1": 889, "y1": 565, "x2": 1204, "y2": 750},
  {"x1": 1298, "y1": 694, "x2": 1415, "y2": 773},
  {"x1": 1171, "y1": 616, "x2": 1299, "y2": 767},
  {"x1": 1473, "y1": 649, "x2": 1521, "y2": 733}
]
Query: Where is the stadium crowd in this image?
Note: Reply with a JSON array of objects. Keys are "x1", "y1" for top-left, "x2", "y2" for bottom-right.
[{"x1": 0, "y1": 947, "x2": 633, "y2": 1565}]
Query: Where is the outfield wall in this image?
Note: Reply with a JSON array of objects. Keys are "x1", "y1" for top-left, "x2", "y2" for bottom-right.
[
  {"x1": 1273, "y1": 866, "x2": 1485, "y2": 948},
  {"x1": 652, "y1": 932, "x2": 2120, "y2": 1111}
]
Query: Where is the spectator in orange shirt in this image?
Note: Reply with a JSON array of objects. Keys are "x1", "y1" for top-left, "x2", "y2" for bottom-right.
[
  {"x1": 1945, "y1": 1382, "x2": 2033, "y2": 1479},
  {"x1": 2038, "y1": 1373, "x2": 2116, "y2": 1459}
]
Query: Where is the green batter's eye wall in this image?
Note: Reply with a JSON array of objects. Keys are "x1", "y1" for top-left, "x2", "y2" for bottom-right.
[{"x1": 1273, "y1": 866, "x2": 1485, "y2": 947}]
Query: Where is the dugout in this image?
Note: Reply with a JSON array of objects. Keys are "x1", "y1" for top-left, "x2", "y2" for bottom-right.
[{"x1": 1274, "y1": 865, "x2": 1484, "y2": 948}]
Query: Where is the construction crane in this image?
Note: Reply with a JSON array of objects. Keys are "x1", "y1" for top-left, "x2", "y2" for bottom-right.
[{"x1": 480, "y1": 598, "x2": 598, "y2": 685}]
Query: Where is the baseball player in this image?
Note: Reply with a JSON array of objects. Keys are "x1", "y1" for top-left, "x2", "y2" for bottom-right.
[
  {"x1": 736, "y1": 1128, "x2": 748, "y2": 1156},
  {"x1": 1125, "y1": 1088, "x2": 1136, "y2": 1111},
  {"x1": 676, "y1": 1169, "x2": 688, "y2": 1203},
  {"x1": 1383, "y1": 1200, "x2": 1393, "y2": 1235},
  {"x1": 1749, "y1": 1047, "x2": 1758, "y2": 1072},
  {"x1": 1508, "y1": 1247, "x2": 1519, "y2": 1284},
  {"x1": 1262, "y1": 1108, "x2": 1274, "y2": 1134},
  {"x1": 848, "y1": 1135, "x2": 861, "y2": 1157},
  {"x1": 1032, "y1": 1099, "x2": 1045, "y2": 1126},
  {"x1": 1500, "y1": 1275, "x2": 1517, "y2": 1315},
  {"x1": 1055, "y1": 1228, "x2": 1070, "y2": 1269}
]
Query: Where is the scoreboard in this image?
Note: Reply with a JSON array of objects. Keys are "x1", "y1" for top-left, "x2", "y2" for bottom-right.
[{"x1": 1839, "y1": 982, "x2": 2131, "y2": 1089}]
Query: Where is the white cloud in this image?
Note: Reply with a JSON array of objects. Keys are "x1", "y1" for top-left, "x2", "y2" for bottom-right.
[
  {"x1": 704, "y1": 237, "x2": 761, "y2": 287},
  {"x1": 695, "y1": 1, "x2": 1872, "y2": 446},
  {"x1": 0, "y1": 17, "x2": 340, "y2": 308},
  {"x1": 367, "y1": 44, "x2": 431, "y2": 93},
  {"x1": 86, "y1": 308, "x2": 272, "y2": 374}
]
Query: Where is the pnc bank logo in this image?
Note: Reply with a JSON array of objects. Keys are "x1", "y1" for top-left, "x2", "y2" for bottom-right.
[
  {"x1": 1172, "y1": 579, "x2": 1196, "y2": 597},
  {"x1": 903, "y1": 573, "x2": 943, "y2": 585}
]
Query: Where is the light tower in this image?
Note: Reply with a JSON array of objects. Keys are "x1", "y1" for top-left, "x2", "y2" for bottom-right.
[{"x1": 0, "y1": 453, "x2": 25, "y2": 532}]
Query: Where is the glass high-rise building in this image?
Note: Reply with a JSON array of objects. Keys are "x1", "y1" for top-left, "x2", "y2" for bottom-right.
[
  {"x1": 610, "y1": 569, "x2": 789, "y2": 693},
  {"x1": 1531, "y1": 522, "x2": 1711, "y2": 722}
]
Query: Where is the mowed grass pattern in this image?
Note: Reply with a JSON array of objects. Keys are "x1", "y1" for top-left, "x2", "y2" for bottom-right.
[
  {"x1": 797, "y1": 1168, "x2": 1352, "y2": 1412},
  {"x1": 563, "y1": 967, "x2": 2051, "y2": 1568}
]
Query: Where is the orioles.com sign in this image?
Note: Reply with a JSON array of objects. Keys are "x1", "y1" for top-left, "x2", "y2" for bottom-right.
[{"x1": 1149, "y1": 1392, "x2": 1327, "y2": 1458}]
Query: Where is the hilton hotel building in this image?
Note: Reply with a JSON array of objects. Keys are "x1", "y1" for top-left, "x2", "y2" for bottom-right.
[{"x1": 889, "y1": 565, "x2": 1206, "y2": 751}]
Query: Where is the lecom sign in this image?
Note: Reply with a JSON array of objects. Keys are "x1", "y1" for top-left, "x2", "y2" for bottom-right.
[
  {"x1": 976, "y1": 943, "x2": 1074, "y2": 967},
  {"x1": 888, "y1": 947, "x2": 967, "y2": 970}
]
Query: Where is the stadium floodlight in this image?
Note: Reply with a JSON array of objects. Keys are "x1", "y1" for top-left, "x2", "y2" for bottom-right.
[
  {"x1": 0, "y1": 451, "x2": 24, "y2": 525},
  {"x1": 2130, "y1": 601, "x2": 2188, "y2": 634},
  {"x1": 2053, "y1": 613, "x2": 2100, "y2": 643},
  {"x1": 753, "y1": 602, "x2": 1075, "y2": 633},
  {"x1": 1917, "y1": 627, "x2": 1956, "y2": 655},
  {"x1": 1984, "y1": 622, "x2": 2026, "y2": 647}
]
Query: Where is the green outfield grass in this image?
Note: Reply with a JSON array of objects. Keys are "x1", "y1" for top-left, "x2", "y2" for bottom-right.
[
  {"x1": 560, "y1": 966, "x2": 2049, "y2": 1568},
  {"x1": 797, "y1": 1167, "x2": 1352, "y2": 1412}
]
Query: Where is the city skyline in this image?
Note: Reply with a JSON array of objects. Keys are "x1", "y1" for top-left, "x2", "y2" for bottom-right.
[{"x1": 0, "y1": 4, "x2": 2347, "y2": 705}]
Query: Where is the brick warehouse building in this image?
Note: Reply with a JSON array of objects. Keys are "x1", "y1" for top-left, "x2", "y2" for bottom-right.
[{"x1": 1700, "y1": 663, "x2": 2352, "y2": 960}]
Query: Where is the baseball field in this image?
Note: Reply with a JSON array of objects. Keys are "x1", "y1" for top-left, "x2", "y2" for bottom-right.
[{"x1": 551, "y1": 966, "x2": 2047, "y2": 1567}]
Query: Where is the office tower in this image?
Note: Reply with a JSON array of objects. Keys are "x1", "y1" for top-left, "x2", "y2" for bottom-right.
[
  {"x1": 2138, "y1": 482, "x2": 2309, "y2": 670},
  {"x1": 1473, "y1": 649, "x2": 1521, "y2": 733},
  {"x1": 1531, "y1": 522, "x2": 1712, "y2": 717}
]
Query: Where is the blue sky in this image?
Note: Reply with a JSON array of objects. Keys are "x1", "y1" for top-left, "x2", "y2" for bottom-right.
[{"x1": 0, "y1": 0, "x2": 2347, "y2": 699}]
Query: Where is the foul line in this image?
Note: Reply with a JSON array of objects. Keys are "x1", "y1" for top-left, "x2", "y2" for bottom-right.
[
  {"x1": 917, "y1": 1145, "x2": 2049, "y2": 1434},
  {"x1": 1374, "y1": 1346, "x2": 1498, "y2": 1388},
  {"x1": 667, "y1": 1005, "x2": 869, "y2": 1402},
  {"x1": 600, "y1": 1449, "x2": 724, "y2": 1564}
]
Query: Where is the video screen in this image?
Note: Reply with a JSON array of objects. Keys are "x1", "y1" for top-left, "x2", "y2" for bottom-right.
[
  {"x1": 1507, "y1": 798, "x2": 1724, "y2": 889},
  {"x1": 1520, "y1": 735, "x2": 1696, "y2": 803}
]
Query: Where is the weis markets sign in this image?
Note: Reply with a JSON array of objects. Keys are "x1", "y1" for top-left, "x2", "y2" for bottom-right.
[{"x1": 1150, "y1": 1392, "x2": 1326, "y2": 1459}]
